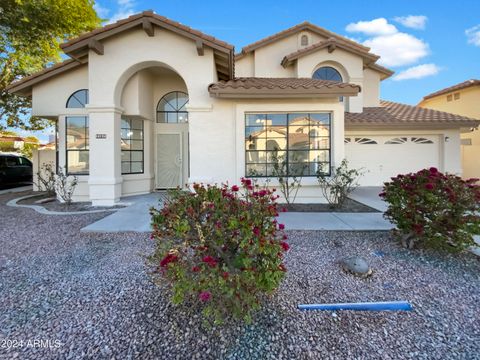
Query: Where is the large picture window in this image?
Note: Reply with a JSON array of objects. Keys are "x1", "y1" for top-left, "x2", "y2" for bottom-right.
[
  {"x1": 121, "y1": 118, "x2": 144, "y2": 174},
  {"x1": 66, "y1": 116, "x2": 89, "y2": 175},
  {"x1": 245, "y1": 113, "x2": 331, "y2": 177}
]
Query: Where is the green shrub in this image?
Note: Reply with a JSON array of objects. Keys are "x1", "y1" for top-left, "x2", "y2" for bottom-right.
[
  {"x1": 381, "y1": 167, "x2": 480, "y2": 251},
  {"x1": 317, "y1": 159, "x2": 364, "y2": 208},
  {"x1": 149, "y1": 179, "x2": 289, "y2": 324}
]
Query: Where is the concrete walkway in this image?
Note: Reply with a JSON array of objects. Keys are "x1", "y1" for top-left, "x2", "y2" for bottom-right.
[
  {"x1": 81, "y1": 190, "x2": 393, "y2": 232},
  {"x1": 278, "y1": 211, "x2": 393, "y2": 231},
  {"x1": 349, "y1": 186, "x2": 386, "y2": 212},
  {"x1": 81, "y1": 193, "x2": 165, "y2": 232}
]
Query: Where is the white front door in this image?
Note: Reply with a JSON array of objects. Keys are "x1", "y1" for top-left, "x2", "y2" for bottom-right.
[{"x1": 156, "y1": 133, "x2": 182, "y2": 189}]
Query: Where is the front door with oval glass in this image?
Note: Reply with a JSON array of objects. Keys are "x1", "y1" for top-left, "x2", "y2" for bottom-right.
[{"x1": 156, "y1": 133, "x2": 182, "y2": 189}]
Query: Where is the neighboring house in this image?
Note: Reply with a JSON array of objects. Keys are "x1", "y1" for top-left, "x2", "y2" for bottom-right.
[
  {"x1": 418, "y1": 80, "x2": 480, "y2": 179},
  {"x1": 7, "y1": 11, "x2": 480, "y2": 205}
]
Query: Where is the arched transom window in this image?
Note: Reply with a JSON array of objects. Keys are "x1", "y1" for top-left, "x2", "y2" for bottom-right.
[
  {"x1": 312, "y1": 66, "x2": 343, "y2": 82},
  {"x1": 156, "y1": 91, "x2": 189, "y2": 123},
  {"x1": 66, "y1": 89, "x2": 89, "y2": 108}
]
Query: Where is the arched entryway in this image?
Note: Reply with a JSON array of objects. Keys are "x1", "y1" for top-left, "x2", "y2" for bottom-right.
[{"x1": 118, "y1": 64, "x2": 189, "y2": 194}]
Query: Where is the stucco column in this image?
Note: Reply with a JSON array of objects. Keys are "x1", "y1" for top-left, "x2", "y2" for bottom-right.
[
  {"x1": 348, "y1": 78, "x2": 364, "y2": 113},
  {"x1": 87, "y1": 105, "x2": 123, "y2": 206},
  {"x1": 332, "y1": 103, "x2": 345, "y2": 167}
]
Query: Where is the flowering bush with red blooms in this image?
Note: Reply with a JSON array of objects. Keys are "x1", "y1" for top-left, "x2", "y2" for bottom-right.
[
  {"x1": 149, "y1": 178, "x2": 289, "y2": 324},
  {"x1": 381, "y1": 167, "x2": 480, "y2": 251}
]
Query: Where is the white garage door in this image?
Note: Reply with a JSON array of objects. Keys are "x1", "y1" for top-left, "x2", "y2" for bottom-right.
[{"x1": 345, "y1": 135, "x2": 440, "y2": 186}]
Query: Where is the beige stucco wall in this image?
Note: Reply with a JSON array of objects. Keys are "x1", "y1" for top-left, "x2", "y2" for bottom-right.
[
  {"x1": 362, "y1": 69, "x2": 381, "y2": 107},
  {"x1": 419, "y1": 85, "x2": 480, "y2": 179},
  {"x1": 236, "y1": 30, "x2": 327, "y2": 78},
  {"x1": 235, "y1": 33, "x2": 384, "y2": 113},
  {"x1": 32, "y1": 65, "x2": 88, "y2": 118}
]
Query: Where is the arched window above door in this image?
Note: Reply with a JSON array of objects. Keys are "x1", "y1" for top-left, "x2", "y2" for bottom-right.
[
  {"x1": 66, "y1": 89, "x2": 89, "y2": 108},
  {"x1": 156, "y1": 91, "x2": 189, "y2": 123},
  {"x1": 312, "y1": 66, "x2": 342, "y2": 82}
]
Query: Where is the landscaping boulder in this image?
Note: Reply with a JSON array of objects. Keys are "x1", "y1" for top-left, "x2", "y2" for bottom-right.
[{"x1": 341, "y1": 256, "x2": 372, "y2": 277}]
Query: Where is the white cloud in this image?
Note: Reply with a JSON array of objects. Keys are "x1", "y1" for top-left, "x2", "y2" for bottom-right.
[
  {"x1": 103, "y1": 0, "x2": 137, "y2": 24},
  {"x1": 394, "y1": 15, "x2": 428, "y2": 30},
  {"x1": 466, "y1": 25, "x2": 480, "y2": 46},
  {"x1": 393, "y1": 63, "x2": 441, "y2": 81},
  {"x1": 346, "y1": 17, "x2": 430, "y2": 67},
  {"x1": 346, "y1": 18, "x2": 398, "y2": 36},
  {"x1": 93, "y1": 2, "x2": 110, "y2": 18},
  {"x1": 364, "y1": 32, "x2": 429, "y2": 67}
]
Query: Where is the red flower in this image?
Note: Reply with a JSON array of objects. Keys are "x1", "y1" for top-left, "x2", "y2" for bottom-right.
[
  {"x1": 253, "y1": 226, "x2": 261, "y2": 236},
  {"x1": 160, "y1": 253, "x2": 178, "y2": 268},
  {"x1": 241, "y1": 178, "x2": 252, "y2": 187},
  {"x1": 231, "y1": 185, "x2": 240, "y2": 192},
  {"x1": 202, "y1": 255, "x2": 217, "y2": 267},
  {"x1": 199, "y1": 291, "x2": 211, "y2": 302},
  {"x1": 280, "y1": 241, "x2": 290, "y2": 251},
  {"x1": 192, "y1": 266, "x2": 201, "y2": 272},
  {"x1": 429, "y1": 167, "x2": 438, "y2": 174},
  {"x1": 278, "y1": 264, "x2": 287, "y2": 272},
  {"x1": 413, "y1": 223, "x2": 424, "y2": 235},
  {"x1": 222, "y1": 272, "x2": 229, "y2": 279},
  {"x1": 278, "y1": 223, "x2": 285, "y2": 230},
  {"x1": 425, "y1": 183, "x2": 435, "y2": 190}
]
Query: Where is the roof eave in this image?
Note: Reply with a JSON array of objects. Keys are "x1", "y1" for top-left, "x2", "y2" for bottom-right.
[
  {"x1": 209, "y1": 89, "x2": 360, "y2": 99},
  {"x1": 345, "y1": 122, "x2": 480, "y2": 130}
]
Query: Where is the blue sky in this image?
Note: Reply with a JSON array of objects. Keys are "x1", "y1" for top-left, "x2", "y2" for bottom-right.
[{"x1": 21, "y1": 0, "x2": 480, "y2": 142}]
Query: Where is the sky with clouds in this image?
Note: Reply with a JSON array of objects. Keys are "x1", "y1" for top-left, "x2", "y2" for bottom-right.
[{"x1": 20, "y1": 0, "x2": 480, "y2": 141}]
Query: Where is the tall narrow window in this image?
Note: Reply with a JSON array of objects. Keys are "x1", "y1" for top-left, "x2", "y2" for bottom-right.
[
  {"x1": 301, "y1": 34, "x2": 309, "y2": 46},
  {"x1": 121, "y1": 118, "x2": 144, "y2": 174},
  {"x1": 66, "y1": 116, "x2": 89, "y2": 174},
  {"x1": 156, "y1": 91, "x2": 189, "y2": 123},
  {"x1": 66, "y1": 89, "x2": 89, "y2": 108}
]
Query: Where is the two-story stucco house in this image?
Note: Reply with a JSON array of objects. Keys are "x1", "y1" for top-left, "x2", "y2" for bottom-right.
[
  {"x1": 7, "y1": 11, "x2": 480, "y2": 205},
  {"x1": 418, "y1": 79, "x2": 480, "y2": 180}
]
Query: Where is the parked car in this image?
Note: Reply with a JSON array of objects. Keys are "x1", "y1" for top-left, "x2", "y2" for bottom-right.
[{"x1": 0, "y1": 154, "x2": 33, "y2": 186}]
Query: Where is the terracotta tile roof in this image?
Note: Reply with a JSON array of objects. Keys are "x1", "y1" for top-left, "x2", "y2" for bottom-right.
[
  {"x1": 61, "y1": 11, "x2": 233, "y2": 51},
  {"x1": 236, "y1": 21, "x2": 370, "y2": 58},
  {"x1": 6, "y1": 59, "x2": 86, "y2": 93},
  {"x1": 281, "y1": 38, "x2": 379, "y2": 68},
  {"x1": 208, "y1": 78, "x2": 361, "y2": 98},
  {"x1": 422, "y1": 79, "x2": 480, "y2": 100},
  {"x1": 345, "y1": 100, "x2": 480, "y2": 129}
]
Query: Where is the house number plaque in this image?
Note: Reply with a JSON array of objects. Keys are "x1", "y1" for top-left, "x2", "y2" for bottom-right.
[{"x1": 96, "y1": 134, "x2": 107, "y2": 139}]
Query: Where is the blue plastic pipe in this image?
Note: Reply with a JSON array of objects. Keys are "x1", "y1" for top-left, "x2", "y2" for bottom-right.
[{"x1": 298, "y1": 301, "x2": 412, "y2": 311}]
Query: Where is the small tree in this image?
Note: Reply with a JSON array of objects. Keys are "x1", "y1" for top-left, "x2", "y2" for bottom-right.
[
  {"x1": 35, "y1": 162, "x2": 56, "y2": 196},
  {"x1": 54, "y1": 167, "x2": 78, "y2": 205},
  {"x1": 270, "y1": 151, "x2": 305, "y2": 204},
  {"x1": 317, "y1": 159, "x2": 364, "y2": 208}
]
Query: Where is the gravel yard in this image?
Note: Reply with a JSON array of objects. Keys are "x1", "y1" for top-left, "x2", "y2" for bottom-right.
[{"x1": 0, "y1": 191, "x2": 479, "y2": 359}]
